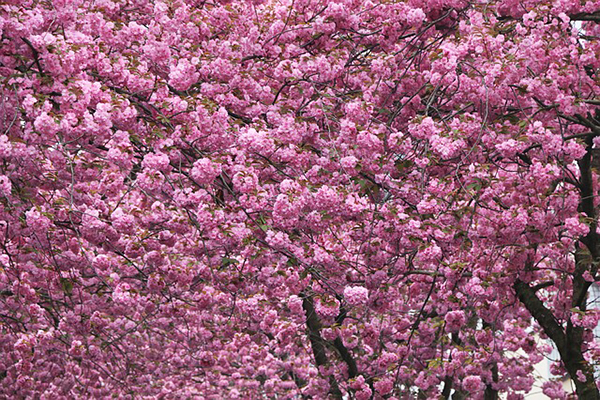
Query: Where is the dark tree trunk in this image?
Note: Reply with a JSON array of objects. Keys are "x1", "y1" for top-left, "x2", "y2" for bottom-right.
[{"x1": 513, "y1": 280, "x2": 600, "y2": 400}]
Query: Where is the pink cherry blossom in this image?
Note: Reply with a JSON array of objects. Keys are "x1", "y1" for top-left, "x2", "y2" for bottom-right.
[
  {"x1": 1, "y1": 0, "x2": 600, "y2": 398},
  {"x1": 343, "y1": 286, "x2": 369, "y2": 306}
]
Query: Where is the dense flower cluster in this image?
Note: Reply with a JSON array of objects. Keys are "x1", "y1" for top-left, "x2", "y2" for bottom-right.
[
  {"x1": 1, "y1": 0, "x2": 600, "y2": 398},
  {"x1": 343, "y1": 286, "x2": 369, "y2": 306}
]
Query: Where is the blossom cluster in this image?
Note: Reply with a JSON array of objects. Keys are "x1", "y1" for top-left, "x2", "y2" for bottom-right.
[{"x1": 1, "y1": 0, "x2": 600, "y2": 398}]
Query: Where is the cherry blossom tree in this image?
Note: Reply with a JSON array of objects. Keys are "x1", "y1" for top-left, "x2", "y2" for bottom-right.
[{"x1": 1, "y1": 0, "x2": 600, "y2": 398}]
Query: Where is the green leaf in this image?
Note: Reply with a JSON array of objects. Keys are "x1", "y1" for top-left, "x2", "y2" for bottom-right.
[
  {"x1": 60, "y1": 278, "x2": 73, "y2": 295},
  {"x1": 221, "y1": 257, "x2": 239, "y2": 267}
]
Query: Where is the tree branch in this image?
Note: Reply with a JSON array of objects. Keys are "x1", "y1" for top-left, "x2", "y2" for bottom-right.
[
  {"x1": 514, "y1": 279, "x2": 600, "y2": 399},
  {"x1": 513, "y1": 279, "x2": 566, "y2": 350},
  {"x1": 570, "y1": 12, "x2": 600, "y2": 22},
  {"x1": 301, "y1": 293, "x2": 343, "y2": 398},
  {"x1": 21, "y1": 37, "x2": 45, "y2": 76}
]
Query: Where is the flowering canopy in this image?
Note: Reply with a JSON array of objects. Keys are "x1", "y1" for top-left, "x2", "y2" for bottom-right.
[{"x1": 1, "y1": 0, "x2": 600, "y2": 398}]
